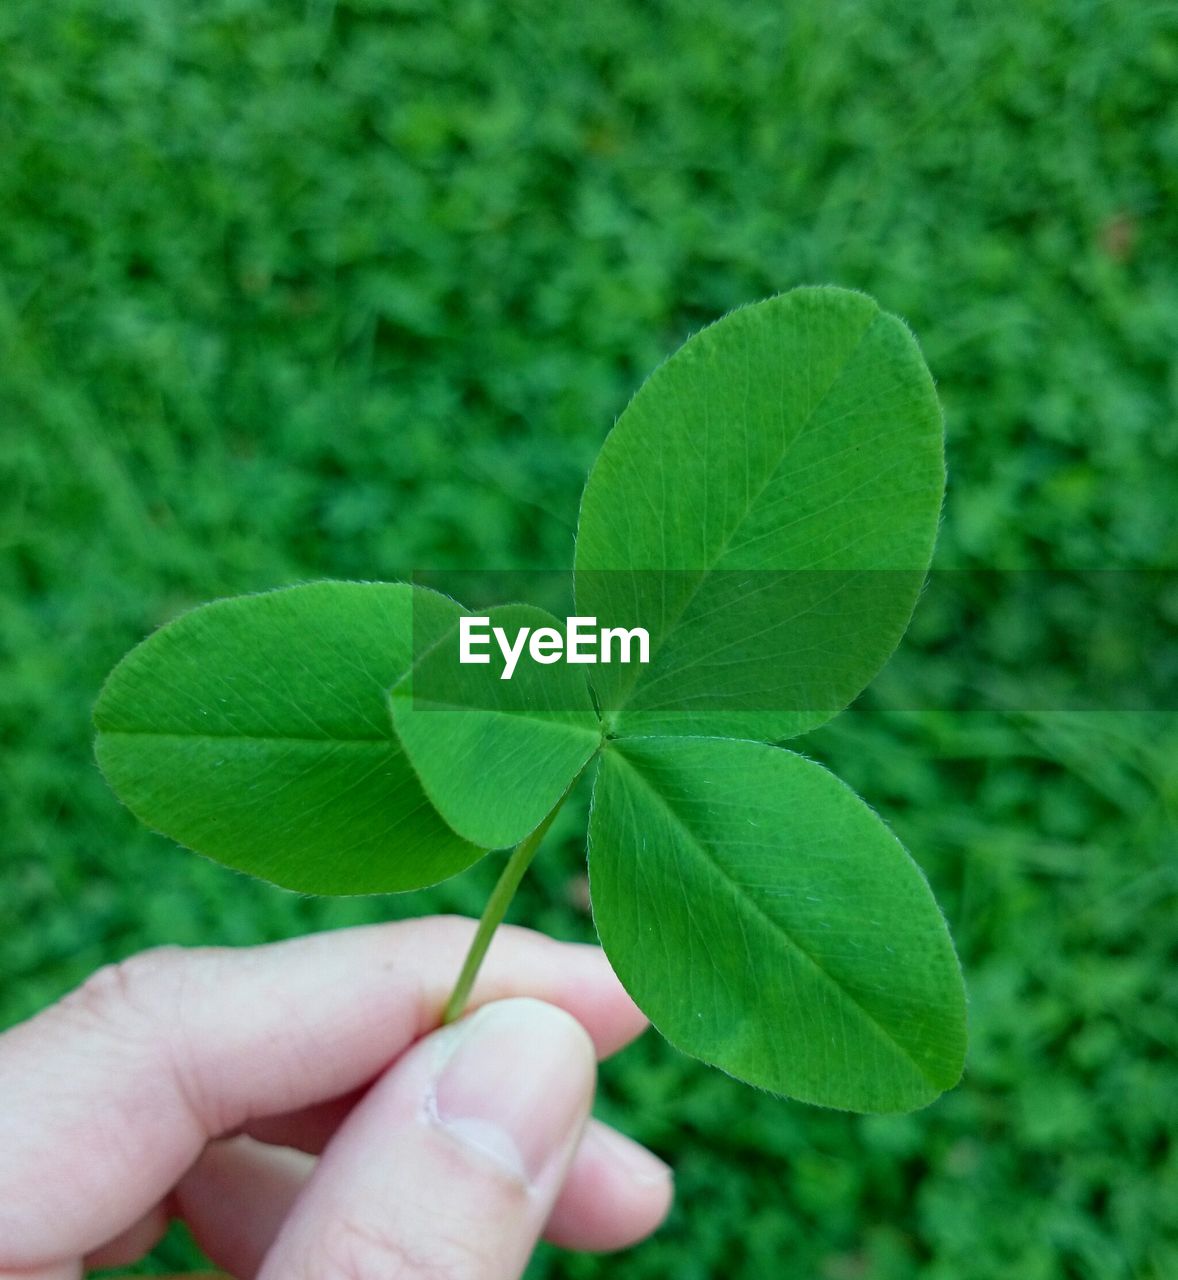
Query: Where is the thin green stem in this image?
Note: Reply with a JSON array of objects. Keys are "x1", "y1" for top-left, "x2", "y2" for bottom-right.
[{"x1": 441, "y1": 792, "x2": 570, "y2": 1024}]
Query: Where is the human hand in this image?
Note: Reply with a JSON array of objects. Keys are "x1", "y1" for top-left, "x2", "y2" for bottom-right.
[{"x1": 0, "y1": 918, "x2": 673, "y2": 1278}]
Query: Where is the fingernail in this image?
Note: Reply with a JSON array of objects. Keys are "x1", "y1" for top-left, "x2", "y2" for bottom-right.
[
  {"x1": 587, "y1": 1121, "x2": 673, "y2": 1187},
  {"x1": 429, "y1": 997, "x2": 595, "y2": 1185}
]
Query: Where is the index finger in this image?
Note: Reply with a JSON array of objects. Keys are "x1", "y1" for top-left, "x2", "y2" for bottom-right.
[{"x1": 0, "y1": 917, "x2": 647, "y2": 1271}]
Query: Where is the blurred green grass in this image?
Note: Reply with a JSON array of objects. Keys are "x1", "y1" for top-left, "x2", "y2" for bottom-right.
[{"x1": 2, "y1": 0, "x2": 1177, "y2": 1276}]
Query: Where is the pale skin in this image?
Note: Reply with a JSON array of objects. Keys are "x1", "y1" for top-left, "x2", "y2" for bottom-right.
[{"x1": 0, "y1": 917, "x2": 674, "y2": 1279}]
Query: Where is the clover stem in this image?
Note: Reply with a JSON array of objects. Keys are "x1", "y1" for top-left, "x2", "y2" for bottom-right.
[{"x1": 441, "y1": 793, "x2": 569, "y2": 1024}]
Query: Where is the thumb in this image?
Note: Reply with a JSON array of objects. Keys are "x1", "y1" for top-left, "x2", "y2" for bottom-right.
[{"x1": 257, "y1": 997, "x2": 597, "y2": 1280}]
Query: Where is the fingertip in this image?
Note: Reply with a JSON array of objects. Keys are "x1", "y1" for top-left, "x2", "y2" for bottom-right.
[
  {"x1": 81, "y1": 1202, "x2": 170, "y2": 1270},
  {"x1": 430, "y1": 997, "x2": 597, "y2": 1186},
  {"x1": 545, "y1": 1119, "x2": 674, "y2": 1252},
  {"x1": 257, "y1": 995, "x2": 600, "y2": 1278},
  {"x1": 572, "y1": 955, "x2": 650, "y2": 1059},
  {"x1": 517, "y1": 936, "x2": 650, "y2": 1059}
]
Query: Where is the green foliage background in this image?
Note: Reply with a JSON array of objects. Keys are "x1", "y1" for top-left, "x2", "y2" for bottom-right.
[{"x1": 2, "y1": 1, "x2": 1176, "y2": 1276}]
